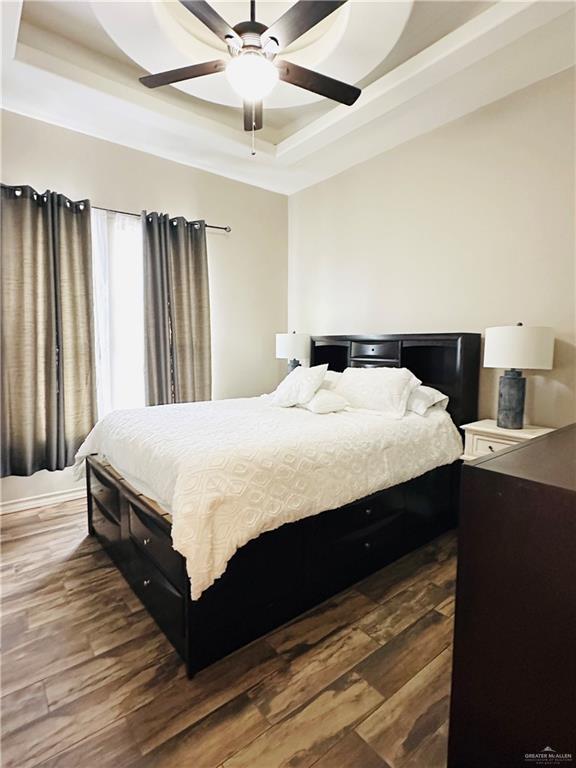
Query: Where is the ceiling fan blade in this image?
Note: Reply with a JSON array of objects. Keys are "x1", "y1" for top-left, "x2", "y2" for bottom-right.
[
  {"x1": 243, "y1": 101, "x2": 263, "y2": 131},
  {"x1": 263, "y1": 1, "x2": 347, "y2": 50},
  {"x1": 277, "y1": 60, "x2": 360, "y2": 106},
  {"x1": 179, "y1": 1, "x2": 241, "y2": 46},
  {"x1": 140, "y1": 59, "x2": 226, "y2": 89}
]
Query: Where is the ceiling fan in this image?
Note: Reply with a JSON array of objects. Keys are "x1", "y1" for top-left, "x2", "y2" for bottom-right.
[{"x1": 139, "y1": 0, "x2": 361, "y2": 132}]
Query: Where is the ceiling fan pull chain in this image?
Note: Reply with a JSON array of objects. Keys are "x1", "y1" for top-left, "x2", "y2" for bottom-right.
[{"x1": 251, "y1": 105, "x2": 256, "y2": 156}]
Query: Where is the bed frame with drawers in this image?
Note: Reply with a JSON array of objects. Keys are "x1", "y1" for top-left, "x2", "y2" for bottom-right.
[{"x1": 86, "y1": 332, "x2": 480, "y2": 677}]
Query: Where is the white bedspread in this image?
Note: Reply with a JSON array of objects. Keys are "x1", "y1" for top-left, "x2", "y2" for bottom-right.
[{"x1": 75, "y1": 398, "x2": 462, "y2": 599}]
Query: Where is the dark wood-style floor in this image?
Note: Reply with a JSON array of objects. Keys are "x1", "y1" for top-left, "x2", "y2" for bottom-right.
[{"x1": 1, "y1": 498, "x2": 457, "y2": 768}]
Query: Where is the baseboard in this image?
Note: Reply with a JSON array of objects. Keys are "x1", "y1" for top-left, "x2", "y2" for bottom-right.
[{"x1": 0, "y1": 487, "x2": 85, "y2": 515}]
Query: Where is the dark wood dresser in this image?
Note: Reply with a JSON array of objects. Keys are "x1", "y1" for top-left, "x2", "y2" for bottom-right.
[{"x1": 448, "y1": 424, "x2": 576, "y2": 768}]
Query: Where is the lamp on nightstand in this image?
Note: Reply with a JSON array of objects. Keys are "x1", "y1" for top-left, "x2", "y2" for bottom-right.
[
  {"x1": 276, "y1": 332, "x2": 310, "y2": 372},
  {"x1": 483, "y1": 324, "x2": 554, "y2": 429}
]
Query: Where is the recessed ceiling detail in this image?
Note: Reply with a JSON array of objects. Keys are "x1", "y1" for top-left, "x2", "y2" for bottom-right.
[
  {"x1": 3, "y1": 1, "x2": 575, "y2": 193},
  {"x1": 92, "y1": 0, "x2": 413, "y2": 108}
]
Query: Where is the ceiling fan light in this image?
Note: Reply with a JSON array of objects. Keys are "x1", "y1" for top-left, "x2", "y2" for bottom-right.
[{"x1": 226, "y1": 53, "x2": 278, "y2": 102}]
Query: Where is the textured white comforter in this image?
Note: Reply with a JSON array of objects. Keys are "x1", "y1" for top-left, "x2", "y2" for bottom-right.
[{"x1": 75, "y1": 398, "x2": 462, "y2": 599}]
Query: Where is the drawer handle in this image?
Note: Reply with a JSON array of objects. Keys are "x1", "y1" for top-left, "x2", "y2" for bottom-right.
[
  {"x1": 143, "y1": 537, "x2": 151, "y2": 546},
  {"x1": 488, "y1": 445, "x2": 495, "y2": 452},
  {"x1": 365, "y1": 508, "x2": 372, "y2": 516},
  {"x1": 143, "y1": 578, "x2": 151, "y2": 587},
  {"x1": 363, "y1": 541, "x2": 371, "y2": 550}
]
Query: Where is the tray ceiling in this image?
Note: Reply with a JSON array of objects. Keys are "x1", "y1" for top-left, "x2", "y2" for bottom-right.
[{"x1": 3, "y1": 1, "x2": 575, "y2": 192}]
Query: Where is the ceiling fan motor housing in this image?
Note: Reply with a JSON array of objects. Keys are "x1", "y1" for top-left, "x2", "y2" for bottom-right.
[{"x1": 228, "y1": 20, "x2": 278, "y2": 59}]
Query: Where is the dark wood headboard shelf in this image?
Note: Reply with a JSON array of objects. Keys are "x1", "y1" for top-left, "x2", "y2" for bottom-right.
[{"x1": 310, "y1": 333, "x2": 481, "y2": 428}]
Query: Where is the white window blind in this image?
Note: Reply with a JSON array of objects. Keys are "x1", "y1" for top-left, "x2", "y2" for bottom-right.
[{"x1": 91, "y1": 209, "x2": 145, "y2": 417}]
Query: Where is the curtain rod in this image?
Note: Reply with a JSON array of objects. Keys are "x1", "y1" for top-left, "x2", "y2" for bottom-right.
[{"x1": 92, "y1": 205, "x2": 231, "y2": 233}]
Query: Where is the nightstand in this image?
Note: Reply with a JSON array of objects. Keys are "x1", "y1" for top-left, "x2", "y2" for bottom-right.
[{"x1": 461, "y1": 419, "x2": 554, "y2": 461}]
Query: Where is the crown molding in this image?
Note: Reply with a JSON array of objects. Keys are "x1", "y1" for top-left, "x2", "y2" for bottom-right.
[{"x1": 2, "y1": 1, "x2": 574, "y2": 194}]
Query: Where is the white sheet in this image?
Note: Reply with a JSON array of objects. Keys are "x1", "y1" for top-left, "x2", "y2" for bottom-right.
[{"x1": 75, "y1": 398, "x2": 462, "y2": 599}]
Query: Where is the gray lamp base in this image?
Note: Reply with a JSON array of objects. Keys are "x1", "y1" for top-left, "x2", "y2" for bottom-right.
[
  {"x1": 287, "y1": 359, "x2": 301, "y2": 372},
  {"x1": 497, "y1": 369, "x2": 526, "y2": 429}
]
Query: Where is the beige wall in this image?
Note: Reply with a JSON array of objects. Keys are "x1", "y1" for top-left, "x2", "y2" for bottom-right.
[
  {"x1": 1, "y1": 110, "x2": 288, "y2": 401},
  {"x1": 1, "y1": 111, "x2": 288, "y2": 504},
  {"x1": 289, "y1": 69, "x2": 576, "y2": 428}
]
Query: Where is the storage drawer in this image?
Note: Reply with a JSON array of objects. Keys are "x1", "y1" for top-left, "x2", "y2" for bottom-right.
[
  {"x1": 316, "y1": 492, "x2": 405, "y2": 541},
  {"x1": 90, "y1": 464, "x2": 120, "y2": 523},
  {"x1": 128, "y1": 502, "x2": 183, "y2": 589},
  {"x1": 313, "y1": 510, "x2": 407, "y2": 594},
  {"x1": 350, "y1": 359, "x2": 400, "y2": 368},
  {"x1": 333, "y1": 513, "x2": 405, "y2": 562},
  {"x1": 128, "y1": 544, "x2": 185, "y2": 656},
  {"x1": 91, "y1": 495, "x2": 121, "y2": 551},
  {"x1": 350, "y1": 341, "x2": 400, "y2": 360},
  {"x1": 473, "y1": 434, "x2": 516, "y2": 457}
]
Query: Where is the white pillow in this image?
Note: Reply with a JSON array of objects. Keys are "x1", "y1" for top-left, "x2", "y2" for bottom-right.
[
  {"x1": 334, "y1": 367, "x2": 421, "y2": 418},
  {"x1": 407, "y1": 385, "x2": 449, "y2": 416},
  {"x1": 320, "y1": 370, "x2": 342, "y2": 391},
  {"x1": 301, "y1": 390, "x2": 348, "y2": 414},
  {"x1": 269, "y1": 364, "x2": 328, "y2": 407}
]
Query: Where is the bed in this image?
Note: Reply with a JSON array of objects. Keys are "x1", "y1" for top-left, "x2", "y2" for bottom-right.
[{"x1": 79, "y1": 332, "x2": 480, "y2": 677}]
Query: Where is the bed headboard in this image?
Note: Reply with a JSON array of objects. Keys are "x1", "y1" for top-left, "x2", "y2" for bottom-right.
[{"x1": 310, "y1": 333, "x2": 481, "y2": 428}]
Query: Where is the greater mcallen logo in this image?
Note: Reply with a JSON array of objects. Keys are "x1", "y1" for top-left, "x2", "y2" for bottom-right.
[{"x1": 524, "y1": 747, "x2": 574, "y2": 764}]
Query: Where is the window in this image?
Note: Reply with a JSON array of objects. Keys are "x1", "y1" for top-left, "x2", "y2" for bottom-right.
[{"x1": 91, "y1": 209, "x2": 145, "y2": 417}]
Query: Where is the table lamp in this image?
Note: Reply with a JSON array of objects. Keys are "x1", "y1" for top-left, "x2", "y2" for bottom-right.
[
  {"x1": 276, "y1": 332, "x2": 310, "y2": 372},
  {"x1": 483, "y1": 324, "x2": 554, "y2": 429}
]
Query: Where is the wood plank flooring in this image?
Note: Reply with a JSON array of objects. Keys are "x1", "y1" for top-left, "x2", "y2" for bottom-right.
[{"x1": 1, "y1": 499, "x2": 457, "y2": 768}]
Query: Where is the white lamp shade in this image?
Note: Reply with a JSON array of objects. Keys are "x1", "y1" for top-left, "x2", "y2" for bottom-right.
[
  {"x1": 276, "y1": 333, "x2": 310, "y2": 361},
  {"x1": 483, "y1": 326, "x2": 554, "y2": 370}
]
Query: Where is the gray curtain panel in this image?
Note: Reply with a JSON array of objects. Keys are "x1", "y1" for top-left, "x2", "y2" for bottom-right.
[
  {"x1": 1, "y1": 185, "x2": 97, "y2": 477},
  {"x1": 143, "y1": 212, "x2": 211, "y2": 405}
]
